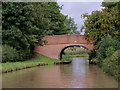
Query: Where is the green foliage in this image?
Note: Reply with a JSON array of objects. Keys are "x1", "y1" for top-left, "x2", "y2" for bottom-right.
[
  {"x1": 105, "y1": 46, "x2": 115, "y2": 57},
  {"x1": 102, "y1": 1, "x2": 118, "y2": 8},
  {"x1": 96, "y1": 36, "x2": 120, "y2": 67},
  {"x1": 88, "y1": 49, "x2": 96, "y2": 60},
  {"x1": 65, "y1": 17, "x2": 79, "y2": 34},
  {"x1": 33, "y1": 2, "x2": 78, "y2": 35},
  {"x1": 81, "y1": 2, "x2": 120, "y2": 48},
  {"x1": 102, "y1": 49, "x2": 120, "y2": 80},
  {"x1": 2, "y1": 45, "x2": 19, "y2": 62},
  {"x1": 46, "y1": 2, "x2": 69, "y2": 35},
  {"x1": 32, "y1": 2, "x2": 52, "y2": 36},
  {"x1": 2, "y1": 2, "x2": 38, "y2": 59}
]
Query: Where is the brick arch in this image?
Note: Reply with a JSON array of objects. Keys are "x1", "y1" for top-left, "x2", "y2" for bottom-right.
[
  {"x1": 34, "y1": 35, "x2": 94, "y2": 60},
  {"x1": 58, "y1": 45, "x2": 90, "y2": 60}
]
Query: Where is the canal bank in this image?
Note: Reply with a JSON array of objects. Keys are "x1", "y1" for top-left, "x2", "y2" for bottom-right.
[
  {"x1": 2, "y1": 57, "x2": 118, "y2": 88},
  {"x1": 2, "y1": 54, "x2": 71, "y2": 73}
]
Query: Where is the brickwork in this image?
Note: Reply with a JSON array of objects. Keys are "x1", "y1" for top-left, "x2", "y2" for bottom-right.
[{"x1": 34, "y1": 35, "x2": 93, "y2": 60}]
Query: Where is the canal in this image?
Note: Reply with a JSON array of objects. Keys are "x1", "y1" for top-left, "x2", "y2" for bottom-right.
[{"x1": 2, "y1": 57, "x2": 118, "y2": 88}]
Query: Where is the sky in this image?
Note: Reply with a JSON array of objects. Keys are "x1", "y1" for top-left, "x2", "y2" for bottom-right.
[{"x1": 57, "y1": 1, "x2": 103, "y2": 34}]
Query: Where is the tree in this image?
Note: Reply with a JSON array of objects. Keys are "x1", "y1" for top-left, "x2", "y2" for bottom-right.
[
  {"x1": 102, "y1": 0, "x2": 118, "y2": 8},
  {"x1": 32, "y1": 2, "x2": 78, "y2": 35},
  {"x1": 2, "y1": 2, "x2": 43, "y2": 59},
  {"x1": 81, "y1": 1, "x2": 120, "y2": 49},
  {"x1": 32, "y1": 2, "x2": 52, "y2": 45},
  {"x1": 47, "y1": 2, "x2": 70, "y2": 35},
  {"x1": 65, "y1": 17, "x2": 80, "y2": 34}
]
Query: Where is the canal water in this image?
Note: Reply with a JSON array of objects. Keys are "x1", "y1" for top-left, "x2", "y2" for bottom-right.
[{"x1": 2, "y1": 57, "x2": 118, "y2": 88}]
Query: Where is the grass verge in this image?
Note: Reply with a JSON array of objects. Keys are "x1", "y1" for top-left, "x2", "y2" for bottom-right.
[
  {"x1": 62, "y1": 54, "x2": 89, "y2": 58},
  {"x1": 1, "y1": 54, "x2": 70, "y2": 73}
]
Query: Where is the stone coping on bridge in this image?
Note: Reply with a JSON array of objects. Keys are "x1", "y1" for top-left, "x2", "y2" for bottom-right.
[{"x1": 45, "y1": 34, "x2": 85, "y2": 36}]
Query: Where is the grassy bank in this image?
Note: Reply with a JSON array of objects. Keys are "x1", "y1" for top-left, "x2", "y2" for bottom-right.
[
  {"x1": 1, "y1": 54, "x2": 71, "y2": 73},
  {"x1": 101, "y1": 49, "x2": 120, "y2": 81},
  {"x1": 62, "y1": 54, "x2": 89, "y2": 58}
]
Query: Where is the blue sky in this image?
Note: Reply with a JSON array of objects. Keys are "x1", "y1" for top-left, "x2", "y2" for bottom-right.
[{"x1": 57, "y1": 2, "x2": 103, "y2": 34}]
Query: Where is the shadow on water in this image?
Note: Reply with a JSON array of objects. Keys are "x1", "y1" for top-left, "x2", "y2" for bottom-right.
[{"x1": 2, "y1": 57, "x2": 118, "y2": 88}]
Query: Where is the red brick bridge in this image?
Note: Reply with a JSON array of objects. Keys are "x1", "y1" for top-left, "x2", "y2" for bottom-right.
[{"x1": 34, "y1": 35, "x2": 93, "y2": 60}]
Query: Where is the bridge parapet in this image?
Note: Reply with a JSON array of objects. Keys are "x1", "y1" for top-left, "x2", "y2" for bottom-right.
[{"x1": 43, "y1": 34, "x2": 92, "y2": 45}]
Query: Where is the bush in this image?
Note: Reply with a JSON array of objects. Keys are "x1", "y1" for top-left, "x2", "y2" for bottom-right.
[
  {"x1": 17, "y1": 49, "x2": 31, "y2": 61},
  {"x1": 2, "y1": 44, "x2": 31, "y2": 62},
  {"x1": 2, "y1": 45, "x2": 19, "y2": 62},
  {"x1": 102, "y1": 49, "x2": 120, "y2": 80},
  {"x1": 105, "y1": 46, "x2": 115, "y2": 57},
  {"x1": 97, "y1": 36, "x2": 120, "y2": 62},
  {"x1": 88, "y1": 49, "x2": 96, "y2": 60}
]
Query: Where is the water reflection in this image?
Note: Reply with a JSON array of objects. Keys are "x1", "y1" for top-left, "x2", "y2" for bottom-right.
[{"x1": 2, "y1": 57, "x2": 118, "y2": 88}]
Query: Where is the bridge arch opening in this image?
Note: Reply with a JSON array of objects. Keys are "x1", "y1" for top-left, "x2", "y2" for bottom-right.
[{"x1": 59, "y1": 45, "x2": 90, "y2": 60}]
